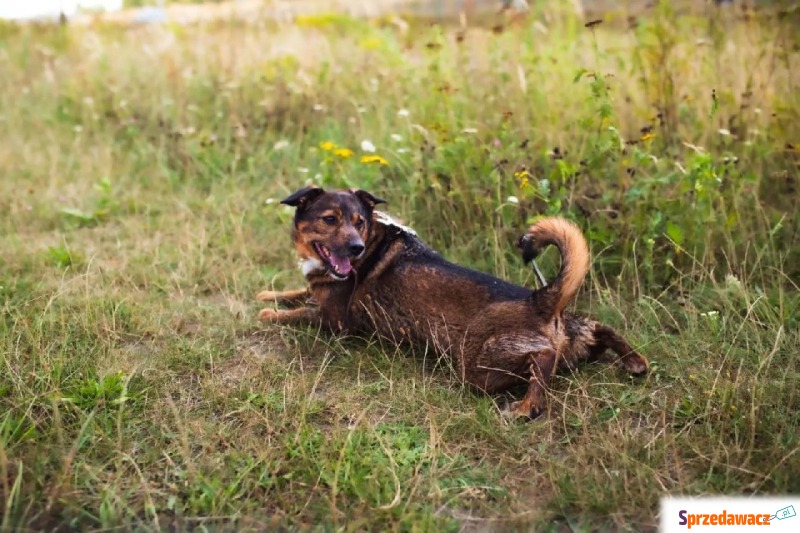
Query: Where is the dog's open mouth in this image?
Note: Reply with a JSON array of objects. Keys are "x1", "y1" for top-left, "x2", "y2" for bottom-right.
[{"x1": 313, "y1": 243, "x2": 353, "y2": 279}]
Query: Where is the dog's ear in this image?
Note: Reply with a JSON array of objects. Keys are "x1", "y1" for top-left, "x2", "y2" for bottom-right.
[
  {"x1": 352, "y1": 189, "x2": 387, "y2": 210},
  {"x1": 281, "y1": 186, "x2": 324, "y2": 209}
]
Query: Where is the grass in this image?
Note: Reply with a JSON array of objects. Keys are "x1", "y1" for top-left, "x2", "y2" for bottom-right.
[{"x1": 1, "y1": 0, "x2": 799, "y2": 530}]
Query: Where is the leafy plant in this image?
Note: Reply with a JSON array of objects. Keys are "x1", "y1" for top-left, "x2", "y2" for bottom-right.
[
  {"x1": 62, "y1": 371, "x2": 130, "y2": 410},
  {"x1": 59, "y1": 176, "x2": 118, "y2": 227}
]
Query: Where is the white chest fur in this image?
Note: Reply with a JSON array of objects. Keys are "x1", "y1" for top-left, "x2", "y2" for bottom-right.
[{"x1": 299, "y1": 257, "x2": 323, "y2": 277}]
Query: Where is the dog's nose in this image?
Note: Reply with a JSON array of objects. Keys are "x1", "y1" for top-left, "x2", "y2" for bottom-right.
[{"x1": 349, "y1": 243, "x2": 365, "y2": 256}]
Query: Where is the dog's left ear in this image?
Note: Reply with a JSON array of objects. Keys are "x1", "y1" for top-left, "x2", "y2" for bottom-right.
[
  {"x1": 352, "y1": 189, "x2": 387, "y2": 210},
  {"x1": 281, "y1": 186, "x2": 325, "y2": 208}
]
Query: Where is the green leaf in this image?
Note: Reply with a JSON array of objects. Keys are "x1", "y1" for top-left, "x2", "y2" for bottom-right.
[
  {"x1": 59, "y1": 207, "x2": 97, "y2": 224},
  {"x1": 572, "y1": 68, "x2": 589, "y2": 83},
  {"x1": 666, "y1": 221, "x2": 684, "y2": 246}
]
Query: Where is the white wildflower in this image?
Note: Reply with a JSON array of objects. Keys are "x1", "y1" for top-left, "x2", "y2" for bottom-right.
[
  {"x1": 725, "y1": 274, "x2": 742, "y2": 290},
  {"x1": 361, "y1": 140, "x2": 376, "y2": 152}
]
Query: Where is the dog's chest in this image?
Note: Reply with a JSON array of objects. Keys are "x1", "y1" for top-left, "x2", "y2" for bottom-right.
[
  {"x1": 310, "y1": 279, "x2": 424, "y2": 341},
  {"x1": 307, "y1": 281, "x2": 356, "y2": 332}
]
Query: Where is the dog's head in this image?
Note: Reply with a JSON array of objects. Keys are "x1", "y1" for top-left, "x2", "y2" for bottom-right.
[{"x1": 281, "y1": 186, "x2": 386, "y2": 280}]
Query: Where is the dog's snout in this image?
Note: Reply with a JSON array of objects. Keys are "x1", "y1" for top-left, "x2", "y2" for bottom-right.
[{"x1": 349, "y1": 243, "x2": 365, "y2": 256}]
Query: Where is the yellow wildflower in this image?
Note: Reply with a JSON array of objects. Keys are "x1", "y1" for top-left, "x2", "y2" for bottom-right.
[
  {"x1": 641, "y1": 132, "x2": 656, "y2": 142},
  {"x1": 359, "y1": 37, "x2": 382, "y2": 50},
  {"x1": 514, "y1": 170, "x2": 531, "y2": 189},
  {"x1": 320, "y1": 141, "x2": 336, "y2": 151},
  {"x1": 333, "y1": 148, "x2": 354, "y2": 158},
  {"x1": 360, "y1": 155, "x2": 389, "y2": 166}
]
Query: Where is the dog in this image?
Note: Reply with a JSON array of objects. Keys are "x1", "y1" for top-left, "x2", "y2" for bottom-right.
[{"x1": 257, "y1": 186, "x2": 648, "y2": 418}]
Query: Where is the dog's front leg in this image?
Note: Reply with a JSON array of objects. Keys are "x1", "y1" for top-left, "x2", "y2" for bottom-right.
[
  {"x1": 506, "y1": 348, "x2": 557, "y2": 419},
  {"x1": 258, "y1": 306, "x2": 320, "y2": 326},
  {"x1": 256, "y1": 287, "x2": 312, "y2": 308}
]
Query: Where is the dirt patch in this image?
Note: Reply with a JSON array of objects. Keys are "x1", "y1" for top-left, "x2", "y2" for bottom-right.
[{"x1": 210, "y1": 332, "x2": 289, "y2": 390}]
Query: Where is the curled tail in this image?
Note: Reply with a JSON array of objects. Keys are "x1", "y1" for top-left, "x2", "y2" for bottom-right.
[{"x1": 517, "y1": 217, "x2": 590, "y2": 319}]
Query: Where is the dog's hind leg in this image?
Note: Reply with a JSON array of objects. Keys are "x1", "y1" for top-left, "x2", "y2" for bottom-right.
[
  {"x1": 256, "y1": 288, "x2": 312, "y2": 308},
  {"x1": 258, "y1": 306, "x2": 320, "y2": 326},
  {"x1": 591, "y1": 324, "x2": 649, "y2": 375},
  {"x1": 505, "y1": 348, "x2": 558, "y2": 419},
  {"x1": 562, "y1": 316, "x2": 649, "y2": 376},
  {"x1": 473, "y1": 335, "x2": 556, "y2": 418}
]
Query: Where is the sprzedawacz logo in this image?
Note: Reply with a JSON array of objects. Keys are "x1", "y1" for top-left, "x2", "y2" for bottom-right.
[
  {"x1": 678, "y1": 510, "x2": 771, "y2": 528},
  {"x1": 677, "y1": 505, "x2": 796, "y2": 529}
]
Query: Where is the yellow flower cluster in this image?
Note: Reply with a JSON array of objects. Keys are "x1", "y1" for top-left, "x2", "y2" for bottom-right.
[
  {"x1": 514, "y1": 169, "x2": 531, "y2": 189},
  {"x1": 360, "y1": 155, "x2": 389, "y2": 166},
  {"x1": 320, "y1": 141, "x2": 389, "y2": 165}
]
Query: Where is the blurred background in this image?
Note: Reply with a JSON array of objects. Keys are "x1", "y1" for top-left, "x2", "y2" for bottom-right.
[{"x1": 0, "y1": 0, "x2": 782, "y2": 23}]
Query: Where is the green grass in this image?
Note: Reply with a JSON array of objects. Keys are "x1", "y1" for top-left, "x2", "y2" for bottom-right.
[{"x1": 1, "y1": 1, "x2": 799, "y2": 530}]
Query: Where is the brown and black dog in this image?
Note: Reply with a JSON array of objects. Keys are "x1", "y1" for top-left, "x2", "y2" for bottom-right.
[{"x1": 258, "y1": 186, "x2": 648, "y2": 417}]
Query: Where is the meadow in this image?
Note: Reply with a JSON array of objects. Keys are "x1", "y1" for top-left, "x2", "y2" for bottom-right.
[{"x1": 1, "y1": 0, "x2": 799, "y2": 530}]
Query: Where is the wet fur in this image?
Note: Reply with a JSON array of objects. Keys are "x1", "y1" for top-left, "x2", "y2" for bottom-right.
[{"x1": 258, "y1": 187, "x2": 648, "y2": 418}]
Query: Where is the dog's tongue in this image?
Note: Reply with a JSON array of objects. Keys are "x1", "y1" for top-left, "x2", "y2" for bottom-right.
[{"x1": 330, "y1": 254, "x2": 352, "y2": 275}]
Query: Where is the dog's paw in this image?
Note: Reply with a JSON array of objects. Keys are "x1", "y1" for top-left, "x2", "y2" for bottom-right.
[
  {"x1": 256, "y1": 290, "x2": 279, "y2": 302},
  {"x1": 502, "y1": 399, "x2": 543, "y2": 421},
  {"x1": 258, "y1": 308, "x2": 280, "y2": 321}
]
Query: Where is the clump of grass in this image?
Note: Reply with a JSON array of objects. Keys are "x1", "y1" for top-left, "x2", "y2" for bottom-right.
[{"x1": 0, "y1": 1, "x2": 798, "y2": 530}]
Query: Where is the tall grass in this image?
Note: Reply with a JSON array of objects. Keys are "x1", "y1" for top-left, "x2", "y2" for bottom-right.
[{"x1": 1, "y1": 1, "x2": 798, "y2": 529}]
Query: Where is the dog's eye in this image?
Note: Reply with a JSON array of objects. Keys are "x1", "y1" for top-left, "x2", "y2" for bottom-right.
[
  {"x1": 354, "y1": 218, "x2": 365, "y2": 229},
  {"x1": 322, "y1": 216, "x2": 337, "y2": 225}
]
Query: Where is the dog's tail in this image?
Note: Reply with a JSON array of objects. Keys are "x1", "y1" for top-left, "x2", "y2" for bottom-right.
[{"x1": 517, "y1": 217, "x2": 590, "y2": 319}]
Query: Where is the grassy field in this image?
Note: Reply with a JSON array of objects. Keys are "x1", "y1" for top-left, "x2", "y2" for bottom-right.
[{"x1": 1, "y1": 1, "x2": 799, "y2": 530}]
